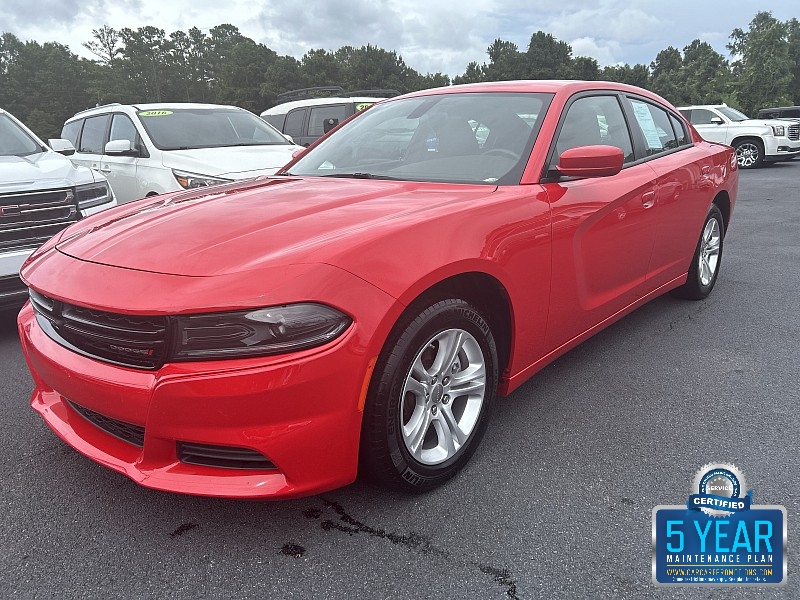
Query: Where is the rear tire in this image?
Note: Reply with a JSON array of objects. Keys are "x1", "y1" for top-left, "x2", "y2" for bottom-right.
[
  {"x1": 360, "y1": 298, "x2": 498, "y2": 492},
  {"x1": 674, "y1": 204, "x2": 724, "y2": 300}
]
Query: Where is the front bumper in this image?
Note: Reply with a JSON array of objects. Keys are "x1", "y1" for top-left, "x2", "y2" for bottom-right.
[
  {"x1": 18, "y1": 300, "x2": 376, "y2": 499},
  {"x1": 763, "y1": 136, "x2": 800, "y2": 160}
]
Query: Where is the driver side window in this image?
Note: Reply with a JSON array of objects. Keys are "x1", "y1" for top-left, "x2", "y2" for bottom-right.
[{"x1": 556, "y1": 95, "x2": 634, "y2": 163}]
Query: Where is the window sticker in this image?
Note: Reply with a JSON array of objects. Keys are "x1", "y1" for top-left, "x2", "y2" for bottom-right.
[
  {"x1": 631, "y1": 101, "x2": 663, "y2": 150},
  {"x1": 138, "y1": 110, "x2": 173, "y2": 117},
  {"x1": 355, "y1": 102, "x2": 374, "y2": 112}
]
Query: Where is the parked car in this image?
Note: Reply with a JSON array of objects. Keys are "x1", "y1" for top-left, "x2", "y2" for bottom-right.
[
  {"x1": 18, "y1": 81, "x2": 738, "y2": 499},
  {"x1": 677, "y1": 104, "x2": 800, "y2": 168},
  {"x1": 0, "y1": 107, "x2": 115, "y2": 310},
  {"x1": 261, "y1": 86, "x2": 397, "y2": 146},
  {"x1": 756, "y1": 105, "x2": 800, "y2": 120},
  {"x1": 60, "y1": 103, "x2": 302, "y2": 203}
]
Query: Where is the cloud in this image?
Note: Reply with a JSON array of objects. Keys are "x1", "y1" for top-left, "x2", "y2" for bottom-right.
[{"x1": 570, "y1": 37, "x2": 622, "y2": 66}]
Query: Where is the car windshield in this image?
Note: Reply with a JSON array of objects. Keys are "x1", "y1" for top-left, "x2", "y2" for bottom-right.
[
  {"x1": 717, "y1": 107, "x2": 750, "y2": 122},
  {"x1": 0, "y1": 113, "x2": 45, "y2": 157},
  {"x1": 285, "y1": 92, "x2": 553, "y2": 185},
  {"x1": 136, "y1": 108, "x2": 292, "y2": 150}
]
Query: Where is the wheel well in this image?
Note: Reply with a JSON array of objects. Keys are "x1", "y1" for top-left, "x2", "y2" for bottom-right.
[
  {"x1": 730, "y1": 136, "x2": 763, "y2": 150},
  {"x1": 406, "y1": 273, "x2": 513, "y2": 378},
  {"x1": 712, "y1": 191, "x2": 732, "y2": 235}
]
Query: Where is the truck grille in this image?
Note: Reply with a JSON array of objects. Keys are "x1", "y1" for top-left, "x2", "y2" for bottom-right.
[
  {"x1": 0, "y1": 188, "x2": 79, "y2": 252},
  {"x1": 29, "y1": 289, "x2": 169, "y2": 370},
  {"x1": 788, "y1": 123, "x2": 799, "y2": 141}
]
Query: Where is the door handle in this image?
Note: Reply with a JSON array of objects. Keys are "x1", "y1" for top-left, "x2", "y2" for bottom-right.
[
  {"x1": 701, "y1": 165, "x2": 711, "y2": 176},
  {"x1": 642, "y1": 190, "x2": 655, "y2": 209}
]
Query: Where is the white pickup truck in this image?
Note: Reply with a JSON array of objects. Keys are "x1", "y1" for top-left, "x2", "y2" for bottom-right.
[
  {"x1": 678, "y1": 104, "x2": 800, "y2": 168},
  {"x1": 1, "y1": 108, "x2": 116, "y2": 310}
]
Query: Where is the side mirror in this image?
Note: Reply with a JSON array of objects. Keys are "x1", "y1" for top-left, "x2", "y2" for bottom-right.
[
  {"x1": 709, "y1": 117, "x2": 724, "y2": 125},
  {"x1": 556, "y1": 145, "x2": 624, "y2": 178},
  {"x1": 104, "y1": 139, "x2": 137, "y2": 155},
  {"x1": 323, "y1": 118, "x2": 339, "y2": 133},
  {"x1": 48, "y1": 138, "x2": 76, "y2": 156}
]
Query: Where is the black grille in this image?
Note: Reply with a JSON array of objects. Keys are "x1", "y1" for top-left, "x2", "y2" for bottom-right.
[
  {"x1": 0, "y1": 188, "x2": 79, "y2": 253},
  {"x1": 30, "y1": 289, "x2": 169, "y2": 369},
  {"x1": 68, "y1": 400, "x2": 145, "y2": 447},
  {"x1": 177, "y1": 442, "x2": 278, "y2": 470},
  {"x1": 788, "y1": 123, "x2": 799, "y2": 141}
]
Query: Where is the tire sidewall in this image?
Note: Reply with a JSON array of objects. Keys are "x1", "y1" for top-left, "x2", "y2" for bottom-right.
[
  {"x1": 690, "y1": 205, "x2": 725, "y2": 297},
  {"x1": 371, "y1": 299, "x2": 498, "y2": 489}
]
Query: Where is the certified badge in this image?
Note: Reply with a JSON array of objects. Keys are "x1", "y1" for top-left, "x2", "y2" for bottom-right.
[
  {"x1": 652, "y1": 462, "x2": 787, "y2": 586},
  {"x1": 689, "y1": 462, "x2": 752, "y2": 517}
]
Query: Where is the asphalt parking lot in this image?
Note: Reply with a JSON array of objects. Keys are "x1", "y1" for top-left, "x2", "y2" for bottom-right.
[{"x1": 1, "y1": 162, "x2": 798, "y2": 599}]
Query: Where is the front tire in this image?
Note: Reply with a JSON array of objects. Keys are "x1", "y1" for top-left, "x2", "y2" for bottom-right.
[
  {"x1": 360, "y1": 298, "x2": 498, "y2": 492},
  {"x1": 674, "y1": 204, "x2": 724, "y2": 300},
  {"x1": 734, "y1": 138, "x2": 764, "y2": 169}
]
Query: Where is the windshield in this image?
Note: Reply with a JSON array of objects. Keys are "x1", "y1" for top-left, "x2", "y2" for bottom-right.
[
  {"x1": 718, "y1": 107, "x2": 750, "y2": 122},
  {"x1": 285, "y1": 92, "x2": 553, "y2": 185},
  {"x1": 0, "y1": 113, "x2": 45, "y2": 157},
  {"x1": 136, "y1": 108, "x2": 292, "y2": 150}
]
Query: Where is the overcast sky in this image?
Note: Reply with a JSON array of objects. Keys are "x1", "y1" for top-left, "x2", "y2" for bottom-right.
[{"x1": 1, "y1": 1, "x2": 798, "y2": 78}]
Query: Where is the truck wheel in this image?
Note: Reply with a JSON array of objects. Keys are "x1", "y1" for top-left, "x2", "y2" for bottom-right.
[{"x1": 733, "y1": 139, "x2": 763, "y2": 169}]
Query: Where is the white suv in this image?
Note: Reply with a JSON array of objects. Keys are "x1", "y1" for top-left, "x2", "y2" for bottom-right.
[
  {"x1": 1, "y1": 108, "x2": 115, "y2": 309},
  {"x1": 261, "y1": 87, "x2": 397, "y2": 146},
  {"x1": 678, "y1": 104, "x2": 800, "y2": 168},
  {"x1": 61, "y1": 103, "x2": 302, "y2": 203}
]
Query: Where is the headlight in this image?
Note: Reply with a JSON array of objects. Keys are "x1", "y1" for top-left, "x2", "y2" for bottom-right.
[
  {"x1": 770, "y1": 124, "x2": 786, "y2": 136},
  {"x1": 172, "y1": 303, "x2": 352, "y2": 361},
  {"x1": 75, "y1": 181, "x2": 113, "y2": 209},
  {"x1": 173, "y1": 169, "x2": 232, "y2": 189}
]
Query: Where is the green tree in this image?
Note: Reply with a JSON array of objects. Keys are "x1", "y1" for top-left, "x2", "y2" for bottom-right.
[
  {"x1": 525, "y1": 32, "x2": 572, "y2": 79},
  {"x1": 728, "y1": 11, "x2": 792, "y2": 114},
  {"x1": 682, "y1": 40, "x2": 731, "y2": 105},
  {"x1": 453, "y1": 61, "x2": 486, "y2": 84},
  {"x1": 600, "y1": 63, "x2": 650, "y2": 88},
  {"x1": 483, "y1": 39, "x2": 525, "y2": 81},
  {"x1": 570, "y1": 56, "x2": 600, "y2": 81},
  {"x1": 649, "y1": 46, "x2": 686, "y2": 104},
  {"x1": 787, "y1": 18, "x2": 800, "y2": 103}
]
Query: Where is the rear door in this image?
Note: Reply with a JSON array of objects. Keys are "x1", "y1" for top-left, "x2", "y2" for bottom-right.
[{"x1": 626, "y1": 98, "x2": 714, "y2": 287}]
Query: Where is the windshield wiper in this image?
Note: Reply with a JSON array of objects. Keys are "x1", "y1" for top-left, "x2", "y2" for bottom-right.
[{"x1": 320, "y1": 172, "x2": 398, "y2": 180}]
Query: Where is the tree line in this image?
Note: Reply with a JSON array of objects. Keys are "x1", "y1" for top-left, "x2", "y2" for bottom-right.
[{"x1": 1, "y1": 11, "x2": 797, "y2": 141}]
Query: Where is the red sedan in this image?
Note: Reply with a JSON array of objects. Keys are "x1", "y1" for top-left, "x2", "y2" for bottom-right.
[{"x1": 17, "y1": 81, "x2": 737, "y2": 498}]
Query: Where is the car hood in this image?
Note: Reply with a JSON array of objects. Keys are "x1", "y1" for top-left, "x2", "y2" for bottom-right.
[
  {"x1": 0, "y1": 151, "x2": 95, "y2": 193},
  {"x1": 162, "y1": 145, "x2": 302, "y2": 178},
  {"x1": 54, "y1": 177, "x2": 497, "y2": 276},
  {"x1": 739, "y1": 118, "x2": 794, "y2": 129}
]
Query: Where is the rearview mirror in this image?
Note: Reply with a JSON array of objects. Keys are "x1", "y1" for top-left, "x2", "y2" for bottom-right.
[
  {"x1": 556, "y1": 145, "x2": 624, "y2": 178},
  {"x1": 709, "y1": 117, "x2": 724, "y2": 125}
]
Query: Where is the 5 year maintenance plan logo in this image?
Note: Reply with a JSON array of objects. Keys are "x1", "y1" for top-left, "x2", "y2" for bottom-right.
[{"x1": 652, "y1": 462, "x2": 787, "y2": 587}]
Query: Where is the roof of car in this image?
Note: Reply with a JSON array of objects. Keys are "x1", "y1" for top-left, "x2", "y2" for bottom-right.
[
  {"x1": 675, "y1": 104, "x2": 726, "y2": 110},
  {"x1": 261, "y1": 96, "x2": 389, "y2": 115},
  {"x1": 67, "y1": 102, "x2": 249, "y2": 121}
]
